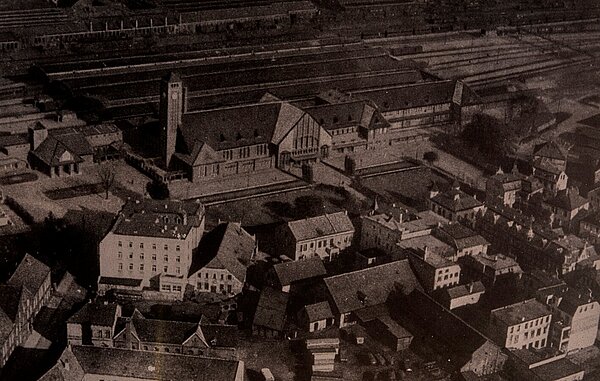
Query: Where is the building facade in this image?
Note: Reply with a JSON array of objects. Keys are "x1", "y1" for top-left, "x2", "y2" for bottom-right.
[{"x1": 489, "y1": 299, "x2": 552, "y2": 350}]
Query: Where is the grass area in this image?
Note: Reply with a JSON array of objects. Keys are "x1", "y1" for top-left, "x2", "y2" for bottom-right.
[
  {"x1": 45, "y1": 183, "x2": 104, "y2": 200},
  {"x1": 356, "y1": 168, "x2": 449, "y2": 211},
  {"x1": 0, "y1": 172, "x2": 38, "y2": 185}
]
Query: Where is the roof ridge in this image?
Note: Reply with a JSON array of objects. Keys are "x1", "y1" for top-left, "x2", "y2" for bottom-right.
[{"x1": 325, "y1": 258, "x2": 409, "y2": 280}]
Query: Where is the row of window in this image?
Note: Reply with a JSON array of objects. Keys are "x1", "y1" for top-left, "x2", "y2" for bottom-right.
[
  {"x1": 117, "y1": 252, "x2": 181, "y2": 262},
  {"x1": 198, "y1": 282, "x2": 233, "y2": 293},
  {"x1": 117, "y1": 263, "x2": 181, "y2": 274},
  {"x1": 118, "y1": 241, "x2": 181, "y2": 251},
  {"x1": 161, "y1": 284, "x2": 183, "y2": 292},
  {"x1": 200, "y1": 272, "x2": 233, "y2": 280},
  {"x1": 436, "y1": 271, "x2": 459, "y2": 283},
  {"x1": 299, "y1": 236, "x2": 350, "y2": 252},
  {"x1": 509, "y1": 315, "x2": 551, "y2": 333}
]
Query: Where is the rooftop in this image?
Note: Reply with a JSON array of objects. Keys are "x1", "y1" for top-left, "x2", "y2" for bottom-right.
[
  {"x1": 431, "y1": 185, "x2": 483, "y2": 213},
  {"x1": 491, "y1": 299, "x2": 551, "y2": 326},
  {"x1": 544, "y1": 188, "x2": 589, "y2": 211},
  {"x1": 304, "y1": 301, "x2": 334, "y2": 322},
  {"x1": 272, "y1": 256, "x2": 327, "y2": 286},
  {"x1": 67, "y1": 302, "x2": 119, "y2": 327},
  {"x1": 7, "y1": 254, "x2": 50, "y2": 296},
  {"x1": 287, "y1": 211, "x2": 354, "y2": 242},
  {"x1": 253, "y1": 287, "x2": 289, "y2": 332},
  {"x1": 110, "y1": 198, "x2": 204, "y2": 239},
  {"x1": 444, "y1": 281, "x2": 485, "y2": 299}
]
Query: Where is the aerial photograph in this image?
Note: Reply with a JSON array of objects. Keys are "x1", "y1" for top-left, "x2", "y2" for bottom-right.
[{"x1": 2, "y1": 0, "x2": 600, "y2": 380}]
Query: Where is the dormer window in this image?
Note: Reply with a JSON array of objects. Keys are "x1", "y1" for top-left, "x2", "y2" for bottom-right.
[
  {"x1": 219, "y1": 133, "x2": 225, "y2": 142},
  {"x1": 236, "y1": 132, "x2": 242, "y2": 141}
]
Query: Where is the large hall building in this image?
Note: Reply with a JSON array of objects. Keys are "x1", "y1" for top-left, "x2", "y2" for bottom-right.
[{"x1": 156, "y1": 71, "x2": 481, "y2": 183}]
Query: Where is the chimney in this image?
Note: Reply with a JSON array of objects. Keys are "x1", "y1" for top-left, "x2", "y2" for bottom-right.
[
  {"x1": 182, "y1": 211, "x2": 188, "y2": 225},
  {"x1": 28, "y1": 123, "x2": 48, "y2": 151},
  {"x1": 423, "y1": 246, "x2": 430, "y2": 261}
]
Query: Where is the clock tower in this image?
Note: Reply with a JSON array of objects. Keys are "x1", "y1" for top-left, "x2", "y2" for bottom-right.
[{"x1": 160, "y1": 72, "x2": 184, "y2": 168}]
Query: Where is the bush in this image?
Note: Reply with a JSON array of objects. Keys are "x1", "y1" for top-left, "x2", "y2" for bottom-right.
[{"x1": 146, "y1": 180, "x2": 170, "y2": 200}]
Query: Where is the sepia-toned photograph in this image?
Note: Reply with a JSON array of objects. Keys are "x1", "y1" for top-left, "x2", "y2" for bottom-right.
[{"x1": 1, "y1": 0, "x2": 600, "y2": 380}]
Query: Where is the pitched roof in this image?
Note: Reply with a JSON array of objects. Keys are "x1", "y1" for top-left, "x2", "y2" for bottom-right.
[
  {"x1": 119, "y1": 313, "x2": 206, "y2": 346},
  {"x1": 436, "y1": 223, "x2": 489, "y2": 250},
  {"x1": 272, "y1": 257, "x2": 327, "y2": 286},
  {"x1": 352, "y1": 80, "x2": 455, "y2": 112},
  {"x1": 0, "y1": 285, "x2": 29, "y2": 345},
  {"x1": 180, "y1": 102, "x2": 281, "y2": 151},
  {"x1": 556, "y1": 288, "x2": 596, "y2": 316},
  {"x1": 189, "y1": 223, "x2": 255, "y2": 282},
  {"x1": 287, "y1": 211, "x2": 354, "y2": 242},
  {"x1": 303, "y1": 100, "x2": 389, "y2": 131},
  {"x1": 534, "y1": 141, "x2": 569, "y2": 161},
  {"x1": 544, "y1": 188, "x2": 589, "y2": 211},
  {"x1": 67, "y1": 302, "x2": 119, "y2": 327},
  {"x1": 7, "y1": 254, "x2": 50, "y2": 296},
  {"x1": 491, "y1": 299, "x2": 551, "y2": 326},
  {"x1": 70, "y1": 345, "x2": 242, "y2": 381},
  {"x1": 0, "y1": 133, "x2": 28, "y2": 148},
  {"x1": 431, "y1": 187, "x2": 483, "y2": 213},
  {"x1": 304, "y1": 301, "x2": 334, "y2": 322},
  {"x1": 444, "y1": 281, "x2": 485, "y2": 299},
  {"x1": 110, "y1": 198, "x2": 204, "y2": 238},
  {"x1": 252, "y1": 287, "x2": 289, "y2": 332},
  {"x1": 31, "y1": 135, "x2": 84, "y2": 166},
  {"x1": 324, "y1": 259, "x2": 420, "y2": 314}
]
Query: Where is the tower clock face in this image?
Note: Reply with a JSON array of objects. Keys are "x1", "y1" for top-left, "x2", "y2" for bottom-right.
[{"x1": 171, "y1": 93, "x2": 178, "y2": 100}]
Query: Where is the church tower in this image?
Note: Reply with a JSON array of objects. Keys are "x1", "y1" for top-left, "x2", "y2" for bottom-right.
[{"x1": 160, "y1": 72, "x2": 184, "y2": 168}]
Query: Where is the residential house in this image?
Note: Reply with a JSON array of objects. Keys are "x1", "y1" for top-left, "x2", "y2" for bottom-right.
[
  {"x1": 542, "y1": 188, "x2": 589, "y2": 231},
  {"x1": 252, "y1": 287, "x2": 289, "y2": 338},
  {"x1": 38, "y1": 345, "x2": 245, "y2": 381},
  {"x1": 365, "y1": 314, "x2": 413, "y2": 352},
  {"x1": 404, "y1": 290, "x2": 507, "y2": 377},
  {"x1": 266, "y1": 256, "x2": 327, "y2": 293},
  {"x1": 438, "y1": 281, "x2": 486, "y2": 310},
  {"x1": 360, "y1": 208, "x2": 447, "y2": 253},
  {"x1": 323, "y1": 259, "x2": 420, "y2": 328},
  {"x1": 66, "y1": 301, "x2": 121, "y2": 346},
  {"x1": 113, "y1": 310, "x2": 237, "y2": 358},
  {"x1": 461, "y1": 253, "x2": 523, "y2": 286},
  {"x1": 397, "y1": 233, "x2": 454, "y2": 259},
  {"x1": 98, "y1": 198, "x2": 205, "y2": 298},
  {"x1": 299, "y1": 301, "x2": 335, "y2": 333},
  {"x1": 543, "y1": 235, "x2": 599, "y2": 275},
  {"x1": 0, "y1": 254, "x2": 51, "y2": 368},
  {"x1": 406, "y1": 246, "x2": 461, "y2": 292},
  {"x1": 532, "y1": 140, "x2": 569, "y2": 195},
  {"x1": 188, "y1": 222, "x2": 256, "y2": 296},
  {"x1": 429, "y1": 181, "x2": 485, "y2": 223},
  {"x1": 486, "y1": 167, "x2": 522, "y2": 207},
  {"x1": 547, "y1": 288, "x2": 600, "y2": 353},
  {"x1": 278, "y1": 211, "x2": 354, "y2": 261},
  {"x1": 578, "y1": 212, "x2": 600, "y2": 244},
  {"x1": 489, "y1": 299, "x2": 552, "y2": 350},
  {"x1": 433, "y1": 222, "x2": 490, "y2": 261}
]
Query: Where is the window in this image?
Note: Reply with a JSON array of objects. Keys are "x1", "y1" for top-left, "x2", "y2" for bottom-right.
[
  {"x1": 118, "y1": 263, "x2": 123, "y2": 270},
  {"x1": 140, "y1": 264, "x2": 144, "y2": 271},
  {"x1": 118, "y1": 252, "x2": 123, "y2": 259},
  {"x1": 152, "y1": 253, "x2": 156, "y2": 261},
  {"x1": 118, "y1": 241, "x2": 122, "y2": 247},
  {"x1": 227, "y1": 285, "x2": 232, "y2": 293},
  {"x1": 220, "y1": 284, "x2": 224, "y2": 292},
  {"x1": 152, "y1": 243, "x2": 157, "y2": 250},
  {"x1": 129, "y1": 263, "x2": 133, "y2": 270},
  {"x1": 140, "y1": 243, "x2": 144, "y2": 249},
  {"x1": 176, "y1": 256, "x2": 181, "y2": 262},
  {"x1": 318, "y1": 241, "x2": 322, "y2": 248},
  {"x1": 213, "y1": 274, "x2": 216, "y2": 279},
  {"x1": 164, "y1": 255, "x2": 169, "y2": 262},
  {"x1": 143, "y1": 346, "x2": 148, "y2": 350},
  {"x1": 176, "y1": 267, "x2": 181, "y2": 274},
  {"x1": 204, "y1": 282, "x2": 209, "y2": 290},
  {"x1": 164, "y1": 244, "x2": 169, "y2": 250},
  {"x1": 129, "y1": 253, "x2": 133, "y2": 259},
  {"x1": 221, "y1": 274, "x2": 224, "y2": 280},
  {"x1": 129, "y1": 242, "x2": 133, "y2": 248},
  {"x1": 161, "y1": 284, "x2": 171, "y2": 291},
  {"x1": 164, "y1": 266, "x2": 168, "y2": 272},
  {"x1": 176, "y1": 245, "x2": 180, "y2": 251},
  {"x1": 152, "y1": 265, "x2": 157, "y2": 272},
  {"x1": 227, "y1": 274, "x2": 232, "y2": 280},
  {"x1": 140, "y1": 253, "x2": 144, "y2": 260}
]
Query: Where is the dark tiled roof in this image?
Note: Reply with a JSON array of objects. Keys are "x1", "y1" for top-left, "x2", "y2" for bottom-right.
[
  {"x1": 431, "y1": 188, "x2": 482, "y2": 213},
  {"x1": 444, "y1": 281, "x2": 485, "y2": 299},
  {"x1": 0, "y1": 285, "x2": 28, "y2": 344},
  {"x1": 189, "y1": 223, "x2": 255, "y2": 282},
  {"x1": 304, "y1": 301, "x2": 334, "y2": 322},
  {"x1": 67, "y1": 302, "x2": 119, "y2": 327},
  {"x1": 7, "y1": 254, "x2": 50, "y2": 296},
  {"x1": 31, "y1": 135, "x2": 85, "y2": 166},
  {"x1": 436, "y1": 223, "x2": 489, "y2": 250},
  {"x1": 111, "y1": 198, "x2": 204, "y2": 238},
  {"x1": 127, "y1": 314, "x2": 204, "y2": 346},
  {"x1": 272, "y1": 257, "x2": 327, "y2": 286},
  {"x1": 180, "y1": 102, "x2": 281, "y2": 152},
  {"x1": 70, "y1": 345, "x2": 242, "y2": 381},
  {"x1": 324, "y1": 259, "x2": 420, "y2": 314},
  {"x1": 557, "y1": 288, "x2": 595, "y2": 316},
  {"x1": 0, "y1": 133, "x2": 28, "y2": 148},
  {"x1": 531, "y1": 358, "x2": 583, "y2": 380},
  {"x1": 287, "y1": 211, "x2": 354, "y2": 242},
  {"x1": 533, "y1": 141, "x2": 569, "y2": 161},
  {"x1": 253, "y1": 287, "x2": 289, "y2": 332},
  {"x1": 544, "y1": 189, "x2": 589, "y2": 211},
  {"x1": 352, "y1": 80, "x2": 455, "y2": 112},
  {"x1": 304, "y1": 101, "x2": 389, "y2": 131}
]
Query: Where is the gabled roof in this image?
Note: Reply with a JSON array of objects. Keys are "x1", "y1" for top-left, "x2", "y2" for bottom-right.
[
  {"x1": 272, "y1": 257, "x2": 327, "y2": 287},
  {"x1": 180, "y1": 102, "x2": 281, "y2": 151},
  {"x1": 189, "y1": 222, "x2": 255, "y2": 283},
  {"x1": 352, "y1": 80, "x2": 455, "y2": 112},
  {"x1": 69, "y1": 345, "x2": 242, "y2": 381},
  {"x1": 0, "y1": 285, "x2": 29, "y2": 344},
  {"x1": 491, "y1": 299, "x2": 551, "y2": 326},
  {"x1": 287, "y1": 211, "x2": 354, "y2": 242},
  {"x1": 324, "y1": 259, "x2": 420, "y2": 314},
  {"x1": 534, "y1": 141, "x2": 569, "y2": 161},
  {"x1": 118, "y1": 313, "x2": 207, "y2": 346},
  {"x1": 253, "y1": 287, "x2": 289, "y2": 332},
  {"x1": 271, "y1": 101, "x2": 307, "y2": 144},
  {"x1": 7, "y1": 254, "x2": 50, "y2": 296},
  {"x1": 431, "y1": 187, "x2": 482, "y2": 213},
  {"x1": 557, "y1": 288, "x2": 596, "y2": 316},
  {"x1": 435, "y1": 223, "x2": 489, "y2": 250},
  {"x1": 67, "y1": 302, "x2": 119, "y2": 327},
  {"x1": 304, "y1": 301, "x2": 334, "y2": 322},
  {"x1": 544, "y1": 188, "x2": 589, "y2": 211},
  {"x1": 444, "y1": 281, "x2": 485, "y2": 299},
  {"x1": 31, "y1": 135, "x2": 84, "y2": 166}
]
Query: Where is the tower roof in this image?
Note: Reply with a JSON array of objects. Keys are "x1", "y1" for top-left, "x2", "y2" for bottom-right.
[{"x1": 163, "y1": 72, "x2": 182, "y2": 83}]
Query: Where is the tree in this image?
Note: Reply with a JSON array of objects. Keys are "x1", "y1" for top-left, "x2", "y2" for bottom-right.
[
  {"x1": 294, "y1": 195, "x2": 325, "y2": 218},
  {"x1": 98, "y1": 164, "x2": 116, "y2": 200},
  {"x1": 461, "y1": 114, "x2": 517, "y2": 160},
  {"x1": 423, "y1": 151, "x2": 439, "y2": 166},
  {"x1": 147, "y1": 179, "x2": 170, "y2": 200}
]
